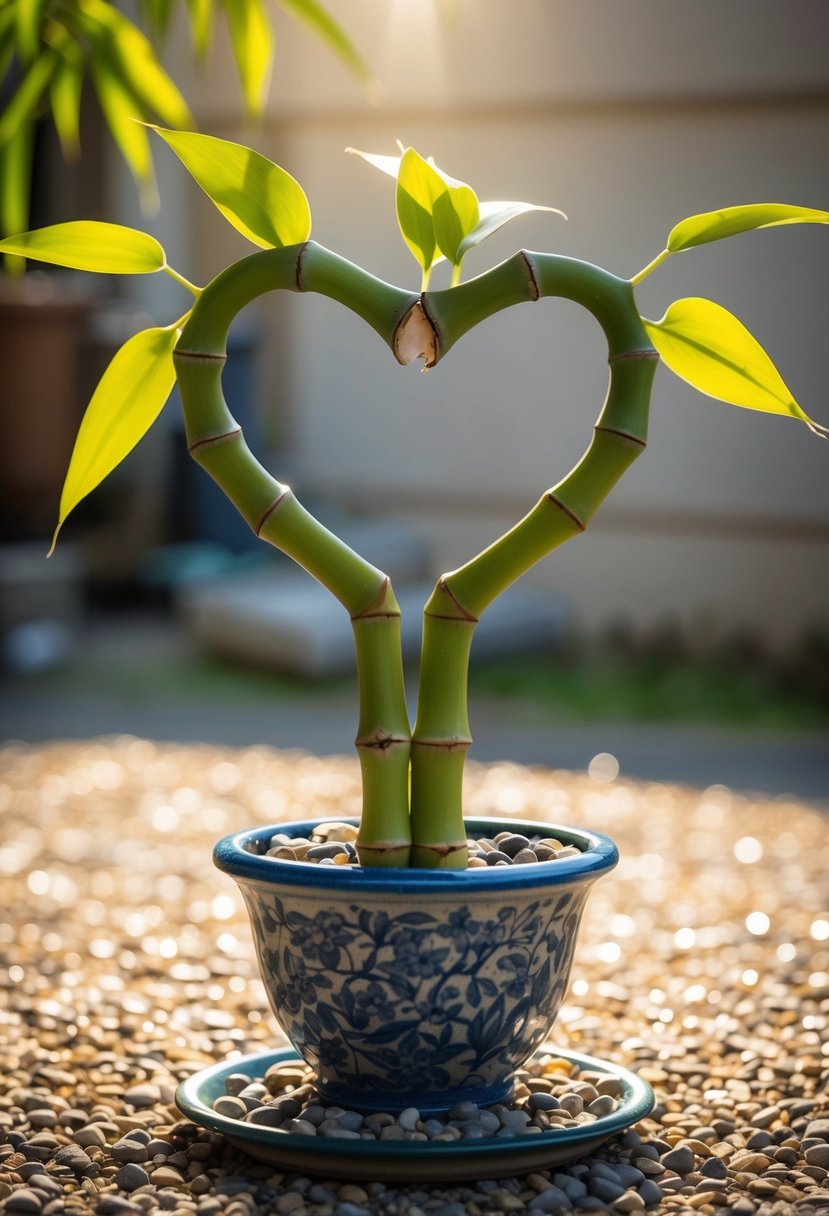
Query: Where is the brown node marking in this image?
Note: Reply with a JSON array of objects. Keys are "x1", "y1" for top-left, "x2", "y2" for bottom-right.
[
  {"x1": 519, "y1": 250, "x2": 540, "y2": 301},
  {"x1": 294, "y1": 241, "x2": 311, "y2": 293},
  {"x1": 546, "y1": 492, "x2": 586, "y2": 532},
  {"x1": 412, "y1": 737, "x2": 472, "y2": 752},
  {"x1": 188, "y1": 427, "x2": 242, "y2": 454},
  {"x1": 595, "y1": 424, "x2": 647, "y2": 449},
  {"x1": 608, "y1": 348, "x2": 659, "y2": 365},
  {"x1": 173, "y1": 349, "x2": 227, "y2": 362},
  {"x1": 254, "y1": 489, "x2": 292, "y2": 537},
  {"x1": 427, "y1": 579, "x2": 478, "y2": 624},
  {"x1": 355, "y1": 729, "x2": 410, "y2": 752},
  {"x1": 352, "y1": 576, "x2": 400, "y2": 622}
]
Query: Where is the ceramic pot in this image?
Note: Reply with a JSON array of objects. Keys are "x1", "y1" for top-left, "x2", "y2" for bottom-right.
[{"x1": 213, "y1": 816, "x2": 617, "y2": 1113}]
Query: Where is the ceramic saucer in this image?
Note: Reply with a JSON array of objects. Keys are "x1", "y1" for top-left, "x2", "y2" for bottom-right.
[{"x1": 175, "y1": 1045, "x2": 654, "y2": 1182}]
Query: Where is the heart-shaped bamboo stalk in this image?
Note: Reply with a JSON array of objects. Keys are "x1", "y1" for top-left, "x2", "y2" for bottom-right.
[{"x1": 174, "y1": 241, "x2": 657, "y2": 867}]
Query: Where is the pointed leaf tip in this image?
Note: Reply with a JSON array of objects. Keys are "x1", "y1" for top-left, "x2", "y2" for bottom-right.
[
  {"x1": 150, "y1": 127, "x2": 311, "y2": 248},
  {"x1": 0, "y1": 222, "x2": 166, "y2": 273},
  {"x1": 54, "y1": 325, "x2": 179, "y2": 541},
  {"x1": 644, "y1": 296, "x2": 825, "y2": 433},
  {"x1": 668, "y1": 203, "x2": 829, "y2": 253}
]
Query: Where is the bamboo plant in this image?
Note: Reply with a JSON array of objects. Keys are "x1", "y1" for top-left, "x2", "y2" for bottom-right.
[{"x1": 2, "y1": 131, "x2": 826, "y2": 868}]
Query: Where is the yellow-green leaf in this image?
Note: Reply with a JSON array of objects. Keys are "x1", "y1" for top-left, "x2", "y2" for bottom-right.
[
  {"x1": 345, "y1": 146, "x2": 401, "y2": 180},
  {"x1": 457, "y1": 199, "x2": 566, "y2": 260},
  {"x1": 49, "y1": 43, "x2": 85, "y2": 159},
  {"x1": 15, "y1": 0, "x2": 45, "y2": 63},
  {"x1": 278, "y1": 0, "x2": 371, "y2": 83},
  {"x1": 0, "y1": 122, "x2": 34, "y2": 271},
  {"x1": 0, "y1": 221, "x2": 166, "y2": 272},
  {"x1": 223, "y1": 0, "x2": 273, "y2": 117},
  {"x1": 668, "y1": 203, "x2": 829, "y2": 253},
  {"x1": 79, "y1": 0, "x2": 192, "y2": 129},
  {"x1": 396, "y1": 147, "x2": 445, "y2": 277},
  {"x1": 0, "y1": 46, "x2": 56, "y2": 146},
  {"x1": 90, "y1": 57, "x2": 158, "y2": 212},
  {"x1": 430, "y1": 162, "x2": 479, "y2": 265},
  {"x1": 644, "y1": 297, "x2": 827, "y2": 434},
  {"x1": 150, "y1": 126, "x2": 311, "y2": 248},
  {"x1": 186, "y1": 0, "x2": 215, "y2": 57},
  {"x1": 50, "y1": 325, "x2": 179, "y2": 554}
]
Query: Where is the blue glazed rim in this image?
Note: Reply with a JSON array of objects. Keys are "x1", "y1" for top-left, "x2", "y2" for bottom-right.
[
  {"x1": 175, "y1": 1045, "x2": 655, "y2": 1173},
  {"x1": 213, "y1": 816, "x2": 618, "y2": 893}
]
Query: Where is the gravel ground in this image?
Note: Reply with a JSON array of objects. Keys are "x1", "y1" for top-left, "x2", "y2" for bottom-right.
[{"x1": 1, "y1": 739, "x2": 828, "y2": 1216}]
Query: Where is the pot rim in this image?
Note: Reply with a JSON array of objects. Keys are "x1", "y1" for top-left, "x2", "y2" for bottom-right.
[{"x1": 213, "y1": 816, "x2": 618, "y2": 894}]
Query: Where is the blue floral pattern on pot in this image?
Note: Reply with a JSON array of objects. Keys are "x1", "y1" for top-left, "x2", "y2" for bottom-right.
[{"x1": 215, "y1": 817, "x2": 618, "y2": 1112}]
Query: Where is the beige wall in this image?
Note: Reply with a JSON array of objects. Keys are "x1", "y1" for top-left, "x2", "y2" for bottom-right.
[{"x1": 178, "y1": 1, "x2": 829, "y2": 642}]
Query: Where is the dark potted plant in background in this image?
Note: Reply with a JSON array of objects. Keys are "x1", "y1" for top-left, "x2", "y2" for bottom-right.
[{"x1": 2, "y1": 130, "x2": 825, "y2": 1145}]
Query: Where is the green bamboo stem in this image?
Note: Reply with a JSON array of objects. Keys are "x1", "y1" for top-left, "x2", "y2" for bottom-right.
[
  {"x1": 173, "y1": 242, "x2": 418, "y2": 865},
  {"x1": 409, "y1": 252, "x2": 658, "y2": 865}
]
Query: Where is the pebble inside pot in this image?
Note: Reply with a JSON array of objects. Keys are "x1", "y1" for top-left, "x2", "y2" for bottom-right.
[
  {"x1": 214, "y1": 816, "x2": 618, "y2": 1112},
  {"x1": 5, "y1": 134, "x2": 826, "y2": 1126}
]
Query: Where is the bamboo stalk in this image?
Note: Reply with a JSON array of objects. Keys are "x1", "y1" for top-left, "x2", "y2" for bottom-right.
[
  {"x1": 173, "y1": 243, "x2": 419, "y2": 864},
  {"x1": 408, "y1": 253, "x2": 658, "y2": 864}
]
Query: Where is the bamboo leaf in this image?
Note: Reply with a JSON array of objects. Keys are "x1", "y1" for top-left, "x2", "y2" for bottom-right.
[
  {"x1": 345, "y1": 146, "x2": 401, "y2": 180},
  {"x1": 0, "y1": 46, "x2": 56, "y2": 146},
  {"x1": 51, "y1": 324, "x2": 179, "y2": 554},
  {"x1": 49, "y1": 41, "x2": 85, "y2": 159},
  {"x1": 139, "y1": 0, "x2": 175, "y2": 38},
  {"x1": 150, "y1": 126, "x2": 311, "y2": 248},
  {"x1": 396, "y1": 147, "x2": 446, "y2": 278},
  {"x1": 78, "y1": 0, "x2": 192, "y2": 129},
  {"x1": 667, "y1": 203, "x2": 829, "y2": 253},
  {"x1": 0, "y1": 122, "x2": 34, "y2": 269},
  {"x1": 222, "y1": 0, "x2": 273, "y2": 117},
  {"x1": 186, "y1": 0, "x2": 215, "y2": 57},
  {"x1": 0, "y1": 221, "x2": 167, "y2": 273},
  {"x1": 278, "y1": 0, "x2": 371, "y2": 83},
  {"x1": 644, "y1": 297, "x2": 827, "y2": 435},
  {"x1": 457, "y1": 199, "x2": 566, "y2": 260},
  {"x1": 15, "y1": 0, "x2": 46, "y2": 63},
  {"x1": 90, "y1": 57, "x2": 158, "y2": 211},
  {"x1": 429, "y1": 163, "x2": 479, "y2": 266}
]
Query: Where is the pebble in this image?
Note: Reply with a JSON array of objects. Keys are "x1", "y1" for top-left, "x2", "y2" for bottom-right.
[
  {"x1": 661, "y1": 1144, "x2": 695, "y2": 1174},
  {"x1": 113, "y1": 1164, "x2": 150, "y2": 1192},
  {"x1": 2, "y1": 741, "x2": 828, "y2": 1216}
]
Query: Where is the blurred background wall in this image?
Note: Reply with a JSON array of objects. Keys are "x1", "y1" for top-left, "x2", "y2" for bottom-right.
[{"x1": 87, "y1": 1, "x2": 829, "y2": 643}]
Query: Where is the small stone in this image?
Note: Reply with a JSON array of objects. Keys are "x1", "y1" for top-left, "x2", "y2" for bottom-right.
[
  {"x1": 74, "y1": 1126, "x2": 108, "y2": 1150},
  {"x1": 638, "y1": 1180, "x2": 663, "y2": 1207},
  {"x1": 336, "y1": 1186, "x2": 368, "y2": 1204},
  {"x1": 661, "y1": 1145, "x2": 695, "y2": 1175},
  {"x1": 588, "y1": 1177, "x2": 625, "y2": 1203},
  {"x1": 6, "y1": 1190, "x2": 43, "y2": 1214},
  {"x1": 224, "y1": 1074, "x2": 252, "y2": 1096},
  {"x1": 148, "y1": 1166, "x2": 185, "y2": 1189},
  {"x1": 613, "y1": 1193, "x2": 645, "y2": 1213},
  {"x1": 497, "y1": 834, "x2": 532, "y2": 858},
  {"x1": 485, "y1": 850, "x2": 513, "y2": 865},
  {"x1": 245, "y1": 1107, "x2": 284, "y2": 1127},
  {"x1": 587, "y1": 1094, "x2": 616, "y2": 1117},
  {"x1": 111, "y1": 1140, "x2": 149, "y2": 1164},
  {"x1": 752, "y1": 1105, "x2": 781, "y2": 1128},
  {"x1": 397, "y1": 1107, "x2": 420, "y2": 1131},
  {"x1": 527, "y1": 1186, "x2": 573, "y2": 1212},
  {"x1": 805, "y1": 1144, "x2": 829, "y2": 1168},
  {"x1": 527, "y1": 1093, "x2": 561, "y2": 1112},
  {"x1": 804, "y1": 1118, "x2": 829, "y2": 1140},
  {"x1": 700, "y1": 1157, "x2": 728, "y2": 1179},
  {"x1": 114, "y1": 1164, "x2": 150, "y2": 1192},
  {"x1": 122, "y1": 1085, "x2": 159, "y2": 1109}
]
